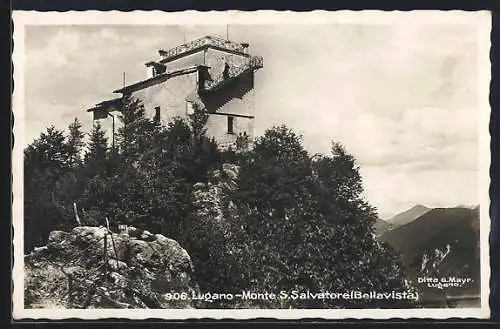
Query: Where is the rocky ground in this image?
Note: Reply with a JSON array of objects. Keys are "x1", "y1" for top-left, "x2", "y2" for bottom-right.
[
  {"x1": 24, "y1": 225, "x2": 198, "y2": 309},
  {"x1": 24, "y1": 163, "x2": 243, "y2": 310}
]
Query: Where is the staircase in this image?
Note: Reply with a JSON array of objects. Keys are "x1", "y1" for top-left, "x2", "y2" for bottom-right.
[
  {"x1": 203, "y1": 55, "x2": 263, "y2": 92},
  {"x1": 186, "y1": 55, "x2": 261, "y2": 112},
  {"x1": 184, "y1": 55, "x2": 261, "y2": 152}
]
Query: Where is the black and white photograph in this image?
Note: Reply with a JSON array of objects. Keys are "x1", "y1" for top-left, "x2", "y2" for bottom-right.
[{"x1": 12, "y1": 10, "x2": 491, "y2": 319}]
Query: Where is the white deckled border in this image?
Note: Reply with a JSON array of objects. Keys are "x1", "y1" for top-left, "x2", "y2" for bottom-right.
[
  {"x1": 11, "y1": 9, "x2": 492, "y2": 26},
  {"x1": 477, "y1": 8, "x2": 492, "y2": 317},
  {"x1": 11, "y1": 9, "x2": 492, "y2": 320}
]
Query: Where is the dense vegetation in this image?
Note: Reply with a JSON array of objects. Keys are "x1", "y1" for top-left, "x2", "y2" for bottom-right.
[{"x1": 24, "y1": 96, "x2": 413, "y2": 308}]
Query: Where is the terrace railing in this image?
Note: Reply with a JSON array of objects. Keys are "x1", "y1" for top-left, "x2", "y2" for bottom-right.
[{"x1": 159, "y1": 36, "x2": 247, "y2": 61}]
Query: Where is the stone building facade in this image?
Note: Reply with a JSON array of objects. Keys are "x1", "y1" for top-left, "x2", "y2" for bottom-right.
[{"x1": 87, "y1": 36, "x2": 263, "y2": 150}]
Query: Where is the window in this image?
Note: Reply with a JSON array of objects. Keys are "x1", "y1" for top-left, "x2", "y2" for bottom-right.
[
  {"x1": 227, "y1": 116, "x2": 234, "y2": 134},
  {"x1": 154, "y1": 106, "x2": 161, "y2": 122},
  {"x1": 186, "y1": 101, "x2": 194, "y2": 115},
  {"x1": 223, "y1": 62, "x2": 230, "y2": 80}
]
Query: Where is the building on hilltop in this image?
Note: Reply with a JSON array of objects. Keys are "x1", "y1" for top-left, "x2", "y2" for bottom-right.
[{"x1": 86, "y1": 35, "x2": 264, "y2": 151}]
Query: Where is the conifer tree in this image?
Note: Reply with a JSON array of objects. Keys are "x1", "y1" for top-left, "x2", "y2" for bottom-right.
[
  {"x1": 118, "y1": 95, "x2": 157, "y2": 163},
  {"x1": 66, "y1": 118, "x2": 85, "y2": 168},
  {"x1": 24, "y1": 126, "x2": 72, "y2": 250},
  {"x1": 84, "y1": 121, "x2": 108, "y2": 173}
]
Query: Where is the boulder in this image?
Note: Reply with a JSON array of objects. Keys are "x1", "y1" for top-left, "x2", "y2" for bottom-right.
[
  {"x1": 222, "y1": 163, "x2": 240, "y2": 180},
  {"x1": 25, "y1": 226, "x2": 198, "y2": 309}
]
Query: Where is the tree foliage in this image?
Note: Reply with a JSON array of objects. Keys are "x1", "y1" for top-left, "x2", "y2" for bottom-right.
[
  {"x1": 23, "y1": 98, "x2": 412, "y2": 309},
  {"x1": 24, "y1": 124, "x2": 84, "y2": 250},
  {"x1": 226, "y1": 126, "x2": 411, "y2": 308}
]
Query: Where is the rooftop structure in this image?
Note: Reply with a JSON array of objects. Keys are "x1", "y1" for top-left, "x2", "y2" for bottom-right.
[
  {"x1": 87, "y1": 35, "x2": 263, "y2": 151},
  {"x1": 158, "y1": 36, "x2": 251, "y2": 62}
]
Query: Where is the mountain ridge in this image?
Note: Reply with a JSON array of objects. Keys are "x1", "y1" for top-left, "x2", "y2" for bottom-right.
[
  {"x1": 386, "y1": 204, "x2": 431, "y2": 228},
  {"x1": 379, "y1": 206, "x2": 480, "y2": 307}
]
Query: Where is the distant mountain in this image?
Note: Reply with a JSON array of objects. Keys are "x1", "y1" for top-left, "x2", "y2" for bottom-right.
[
  {"x1": 387, "y1": 204, "x2": 431, "y2": 228},
  {"x1": 373, "y1": 218, "x2": 393, "y2": 236},
  {"x1": 456, "y1": 204, "x2": 480, "y2": 210},
  {"x1": 380, "y1": 206, "x2": 480, "y2": 307}
]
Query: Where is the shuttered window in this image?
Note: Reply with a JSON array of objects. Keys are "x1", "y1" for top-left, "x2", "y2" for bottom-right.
[
  {"x1": 154, "y1": 106, "x2": 161, "y2": 122},
  {"x1": 227, "y1": 116, "x2": 234, "y2": 134}
]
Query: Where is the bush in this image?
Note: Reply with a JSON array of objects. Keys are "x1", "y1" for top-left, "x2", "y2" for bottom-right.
[{"x1": 24, "y1": 100, "x2": 412, "y2": 309}]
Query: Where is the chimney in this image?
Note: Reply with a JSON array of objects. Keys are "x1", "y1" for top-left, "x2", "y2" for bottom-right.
[
  {"x1": 146, "y1": 66, "x2": 155, "y2": 78},
  {"x1": 241, "y1": 43, "x2": 249, "y2": 54}
]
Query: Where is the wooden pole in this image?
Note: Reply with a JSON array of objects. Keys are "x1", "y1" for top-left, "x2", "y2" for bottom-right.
[
  {"x1": 111, "y1": 114, "x2": 115, "y2": 150},
  {"x1": 68, "y1": 275, "x2": 73, "y2": 308},
  {"x1": 73, "y1": 202, "x2": 81, "y2": 226},
  {"x1": 103, "y1": 233, "x2": 108, "y2": 284},
  {"x1": 105, "y1": 217, "x2": 120, "y2": 270}
]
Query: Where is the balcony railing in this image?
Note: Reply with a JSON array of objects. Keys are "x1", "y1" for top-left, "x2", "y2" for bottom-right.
[
  {"x1": 249, "y1": 55, "x2": 264, "y2": 70},
  {"x1": 159, "y1": 36, "x2": 247, "y2": 61}
]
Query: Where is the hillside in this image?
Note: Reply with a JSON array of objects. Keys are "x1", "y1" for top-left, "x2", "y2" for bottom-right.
[
  {"x1": 373, "y1": 218, "x2": 393, "y2": 236},
  {"x1": 387, "y1": 204, "x2": 431, "y2": 228},
  {"x1": 380, "y1": 206, "x2": 481, "y2": 307}
]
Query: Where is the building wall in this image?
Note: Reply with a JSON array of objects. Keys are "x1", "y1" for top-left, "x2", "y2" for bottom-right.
[
  {"x1": 136, "y1": 49, "x2": 256, "y2": 145},
  {"x1": 204, "y1": 48, "x2": 249, "y2": 81},
  {"x1": 163, "y1": 48, "x2": 249, "y2": 81},
  {"x1": 201, "y1": 63, "x2": 256, "y2": 145},
  {"x1": 204, "y1": 72, "x2": 255, "y2": 117},
  {"x1": 164, "y1": 51, "x2": 205, "y2": 73},
  {"x1": 130, "y1": 71, "x2": 199, "y2": 125},
  {"x1": 206, "y1": 114, "x2": 253, "y2": 148},
  {"x1": 95, "y1": 48, "x2": 256, "y2": 148}
]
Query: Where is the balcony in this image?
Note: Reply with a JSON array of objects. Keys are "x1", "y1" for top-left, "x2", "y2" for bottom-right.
[{"x1": 249, "y1": 55, "x2": 264, "y2": 70}]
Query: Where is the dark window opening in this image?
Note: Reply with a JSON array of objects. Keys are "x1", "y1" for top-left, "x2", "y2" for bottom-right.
[
  {"x1": 227, "y1": 116, "x2": 234, "y2": 134},
  {"x1": 156, "y1": 65, "x2": 166, "y2": 75},
  {"x1": 223, "y1": 62, "x2": 230, "y2": 80},
  {"x1": 154, "y1": 106, "x2": 161, "y2": 122}
]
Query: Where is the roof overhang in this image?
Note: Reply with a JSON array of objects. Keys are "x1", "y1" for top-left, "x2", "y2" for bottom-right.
[
  {"x1": 113, "y1": 65, "x2": 209, "y2": 94},
  {"x1": 86, "y1": 97, "x2": 123, "y2": 119}
]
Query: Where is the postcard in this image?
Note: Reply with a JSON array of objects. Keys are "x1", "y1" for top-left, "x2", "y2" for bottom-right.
[{"x1": 11, "y1": 10, "x2": 491, "y2": 320}]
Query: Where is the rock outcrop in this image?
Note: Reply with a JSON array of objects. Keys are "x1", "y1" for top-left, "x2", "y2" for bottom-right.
[
  {"x1": 191, "y1": 163, "x2": 241, "y2": 241},
  {"x1": 24, "y1": 226, "x2": 198, "y2": 309}
]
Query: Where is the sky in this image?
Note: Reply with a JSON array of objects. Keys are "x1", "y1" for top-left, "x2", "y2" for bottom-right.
[{"x1": 21, "y1": 16, "x2": 486, "y2": 219}]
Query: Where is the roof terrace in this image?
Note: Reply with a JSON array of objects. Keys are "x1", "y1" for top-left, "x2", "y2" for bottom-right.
[{"x1": 158, "y1": 36, "x2": 250, "y2": 63}]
